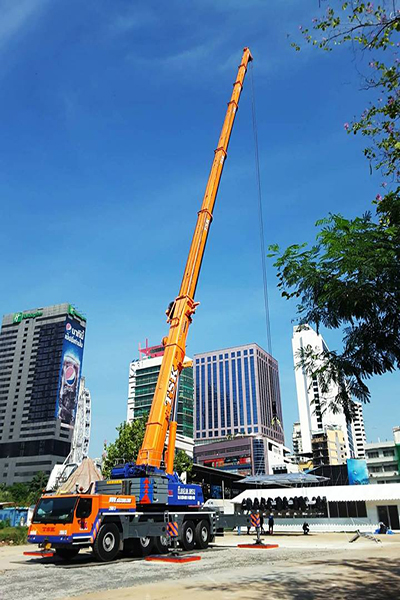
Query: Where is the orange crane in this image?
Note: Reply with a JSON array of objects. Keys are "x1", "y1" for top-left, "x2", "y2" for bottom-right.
[
  {"x1": 136, "y1": 47, "x2": 253, "y2": 473},
  {"x1": 26, "y1": 48, "x2": 255, "y2": 562}
]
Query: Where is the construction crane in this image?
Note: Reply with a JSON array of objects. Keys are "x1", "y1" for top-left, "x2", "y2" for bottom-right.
[
  {"x1": 27, "y1": 48, "x2": 254, "y2": 562},
  {"x1": 136, "y1": 46, "x2": 253, "y2": 474}
]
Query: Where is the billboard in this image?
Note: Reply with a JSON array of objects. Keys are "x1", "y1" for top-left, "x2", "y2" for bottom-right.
[
  {"x1": 55, "y1": 317, "x2": 85, "y2": 425},
  {"x1": 347, "y1": 458, "x2": 369, "y2": 485}
]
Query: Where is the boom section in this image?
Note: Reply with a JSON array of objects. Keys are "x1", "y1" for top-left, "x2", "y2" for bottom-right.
[{"x1": 136, "y1": 48, "x2": 253, "y2": 469}]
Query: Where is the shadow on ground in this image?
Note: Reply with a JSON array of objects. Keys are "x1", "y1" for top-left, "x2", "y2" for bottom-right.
[{"x1": 185, "y1": 556, "x2": 400, "y2": 600}]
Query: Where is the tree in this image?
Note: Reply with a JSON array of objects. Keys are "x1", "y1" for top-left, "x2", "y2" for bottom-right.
[
  {"x1": 102, "y1": 415, "x2": 147, "y2": 478},
  {"x1": 270, "y1": 1, "x2": 400, "y2": 415},
  {"x1": 174, "y1": 449, "x2": 193, "y2": 476},
  {"x1": 27, "y1": 472, "x2": 48, "y2": 506},
  {"x1": 6, "y1": 483, "x2": 30, "y2": 506}
]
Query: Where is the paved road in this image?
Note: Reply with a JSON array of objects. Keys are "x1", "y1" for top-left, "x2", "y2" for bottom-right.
[{"x1": 0, "y1": 534, "x2": 399, "y2": 600}]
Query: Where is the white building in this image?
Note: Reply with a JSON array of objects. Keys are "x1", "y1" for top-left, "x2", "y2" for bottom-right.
[
  {"x1": 233, "y1": 483, "x2": 400, "y2": 532},
  {"x1": 292, "y1": 325, "x2": 364, "y2": 460},
  {"x1": 366, "y1": 427, "x2": 400, "y2": 484},
  {"x1": 352, "y1": 402, "x2": 367, "y2": 458},
  {"x1": 292, "y1": 422, "x2": 303, "y2": 455}
]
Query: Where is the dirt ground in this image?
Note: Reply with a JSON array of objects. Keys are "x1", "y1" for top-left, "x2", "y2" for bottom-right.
[{"x1": 0, "y1": 532, "x2": 399, "y2": 600}]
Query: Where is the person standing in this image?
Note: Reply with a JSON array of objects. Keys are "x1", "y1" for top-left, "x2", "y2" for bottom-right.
[{"x1": 268, "y1": 513, "x2": 274, "y2": 535}]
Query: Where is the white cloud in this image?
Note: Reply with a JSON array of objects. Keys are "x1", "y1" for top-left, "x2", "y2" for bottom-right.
[
  {"x1": 108, "y1": 7, "x2": 157, "y2": 36},
  {"x1": 0, "y1": 0, "x2": 49, "y2": 52}
]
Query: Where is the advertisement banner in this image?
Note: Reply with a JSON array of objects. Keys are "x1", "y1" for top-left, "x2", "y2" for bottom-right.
[
  {"x1": 347, "y1": 458, "x2": 369, "y2": 485},
  {"x1": 55, "y1": 317, "x2": 85, "y2": 425}
]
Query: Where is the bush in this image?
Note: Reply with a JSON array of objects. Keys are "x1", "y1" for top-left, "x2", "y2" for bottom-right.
[
  {"x1": 0, "y1": 526, "x2": 28, "y2": 545},
  {"x1": 0, "y1": 519, "x2": 11, "y2": 530}
]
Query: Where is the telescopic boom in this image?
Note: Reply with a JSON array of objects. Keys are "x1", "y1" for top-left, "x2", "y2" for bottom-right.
[{"x1": 136, "y1": 47, "x2": 253, "y2": 471}]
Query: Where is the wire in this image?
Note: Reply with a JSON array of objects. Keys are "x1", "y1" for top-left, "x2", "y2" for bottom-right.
[{"x1": 250, "y1": 61, "x2": 273, "y2": 359}]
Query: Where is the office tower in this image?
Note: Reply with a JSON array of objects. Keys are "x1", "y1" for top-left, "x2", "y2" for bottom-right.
[
  {"x1": 193, "y1": 343, "x2": 284, "y2": 444},
  {"x1": 0, "y1": 304, "x2": 86, "y2": 484},
  {"x1": 292, "y1": 325, "x2": 354, "y2": 458},
  {"x1": 127, "y1": 341, "x2": 194, "y2": 456}
]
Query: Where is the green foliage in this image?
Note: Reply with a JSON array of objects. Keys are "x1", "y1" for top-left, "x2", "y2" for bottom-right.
[
  {"x1": 0, "y1": 471, "x2": 49, "y2": 506},
  {"x1": 27, "y1": 472, "x2": 48, "y2": 506},
  {"x1": 0, "y1": 526, "x2": 28, "y2": 545},
  {"x1": 294, "y1": 1, "x2": 400, "y2": 182},
  {"x1": 102, "y1": 415, "x2": 147, "y2": 478},
  {"x1": 174, "y1": 449, "x2": 193, "y2": 476},
  {"x1": 5, "y1": 483, "x2": 30, "y2": 506},
  {"x1": 0, "y1": 519, "x2": 11, "y2": 529},
  {"x1": 271, "y1": 1, "x2": 400, "y2": 415}
]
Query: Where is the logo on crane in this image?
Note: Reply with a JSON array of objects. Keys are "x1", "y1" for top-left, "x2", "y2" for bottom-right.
[{"x1": 164, "y1": 366, "x2": 179, "y2": 406}]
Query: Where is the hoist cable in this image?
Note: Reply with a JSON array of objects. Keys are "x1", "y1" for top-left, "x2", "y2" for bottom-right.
[{"x1": 250, "y1": 61, "x2": 273, "y2": 359}]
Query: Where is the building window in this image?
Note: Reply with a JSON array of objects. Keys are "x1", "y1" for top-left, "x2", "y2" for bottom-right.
[
  {"x1": 219, "y1": 362, "x2": 225, "y2": 429},
  {"x1": 367, "y1": 451, "x2": 379, "y2": 459},
  {"x1": 207, "y1": 363, "x2": 212, "y2": 430},
  {"x1": 232, "y1": 359, "x2": 238, "y2": 427}
]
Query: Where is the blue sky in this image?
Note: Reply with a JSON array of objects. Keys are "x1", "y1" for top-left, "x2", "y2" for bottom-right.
[{"x1": 1, "y1": 0, "x2": 398, "y2": 456}]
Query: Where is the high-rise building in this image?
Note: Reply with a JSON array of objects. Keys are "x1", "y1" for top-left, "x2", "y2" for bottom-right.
[
  {"x1": 292, "y1": 325, "x2": 354, "y2": 459},
  {"x1": 292, "y1": 421, "x2": 303, "y2": 456},
  {"x1": 352, "y1": 401, "x2": 366, "y2": 459},
  {"x1": 127, "y1": 342, "x2": 194, "y2": 456},
  {"x1": 193, "y1": 343, "x2": 284, "y2": 446},
  {"x1": 0, "y1": 304, "x2": 86, "y2": 485}
]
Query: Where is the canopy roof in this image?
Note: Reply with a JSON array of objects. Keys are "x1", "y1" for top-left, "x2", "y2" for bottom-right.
[{"x1": 237, "y1": 472, "x2": 329, "y2": 487}]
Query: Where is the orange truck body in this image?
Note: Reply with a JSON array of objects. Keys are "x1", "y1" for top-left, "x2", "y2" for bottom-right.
[{"x1": 28, "y1": 493, "x2": 136, "y2": 547}]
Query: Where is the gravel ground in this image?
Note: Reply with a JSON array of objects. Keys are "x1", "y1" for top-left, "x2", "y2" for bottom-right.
[{"x1": 0, "y1": 533, "x2": 399, "y2": 600}]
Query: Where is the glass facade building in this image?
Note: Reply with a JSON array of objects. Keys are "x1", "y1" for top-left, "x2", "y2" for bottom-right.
[
  {"x1": 194, "y1": 343, "x2": 284, "y2": 445},
  {"x1": 127, "y1": 349, "x2": 194, "y2": 443},
  {"x1": 0, "y1": 304, "x2": 87, "y2": 485}
]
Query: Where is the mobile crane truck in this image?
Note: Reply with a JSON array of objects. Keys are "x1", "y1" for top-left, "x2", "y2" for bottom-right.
[{"x1": 27, "y1": 48, "x2": 254, "y2": 562}]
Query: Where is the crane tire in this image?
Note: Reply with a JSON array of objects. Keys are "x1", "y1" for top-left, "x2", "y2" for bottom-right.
[
  {"x1": 133, "y1": 536, "x2": 156, "y2": 557},
  {"x1": 180, "y1": 520, "x2": 196, "y2": 551},
  {"x1": 154, "y1": 534, "x2": 169, "y2": 554},
  {"x1": 194, "y1": 519, "x2": 210, "y2": 549},
  {"x1": 93, "y1": 523, "x2": 121, "y2": 562}
]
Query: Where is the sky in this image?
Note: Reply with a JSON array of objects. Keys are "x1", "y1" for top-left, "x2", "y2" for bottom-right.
[{"x1": 1, "y1": 0, "x2": 398, "y2": 457}]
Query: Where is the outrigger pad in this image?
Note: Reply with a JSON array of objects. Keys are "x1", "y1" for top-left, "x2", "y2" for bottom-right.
[
  {"x1": 145, "y1": 555, "x2": 201, "y2": 563},
  {"x1": 23, "y1": 551, "x2": 55, "y2": 558},
  {"x1": 237, "y1": 543, "x2": 279, "y2": 549}
]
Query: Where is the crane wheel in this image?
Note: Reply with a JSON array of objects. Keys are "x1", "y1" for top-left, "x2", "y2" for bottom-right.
[
  {"x1": 154, "y1": 534, "x2": 169, "y2": 554},
  {"x1": 194, "y1": 519, "x2": 210, "y2": 549},
  {"x1": 93, "y1": 523, "x2": 121, "y2": 562},
  {"x1": 133, "y1": 536, "x2": 156, "y2": 557},
  {"x1": 180, "y1": 520, "x2": 196, "y2": 551}
]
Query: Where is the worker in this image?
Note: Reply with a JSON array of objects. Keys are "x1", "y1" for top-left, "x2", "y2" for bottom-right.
[
  {"x1": 268, "y1": 513, "x2": 274, "y2": 535},
  {"x1": 302, "y1": 522, "x2": 310, "y2": 535}
]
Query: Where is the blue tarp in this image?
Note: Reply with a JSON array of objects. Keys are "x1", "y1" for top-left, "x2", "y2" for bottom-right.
[{"x1": 0, "y1": 507, "x2": 28, "y2": 527}]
